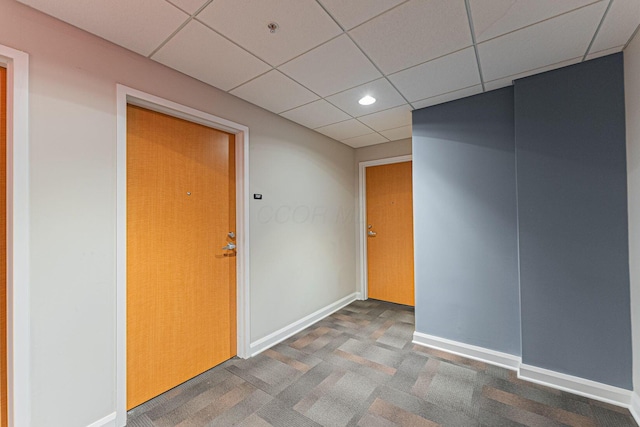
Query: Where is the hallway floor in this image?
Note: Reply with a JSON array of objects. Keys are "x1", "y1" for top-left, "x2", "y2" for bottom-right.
[{"x1": 126, "y1": 299, "x2": 637, "y2": 427}]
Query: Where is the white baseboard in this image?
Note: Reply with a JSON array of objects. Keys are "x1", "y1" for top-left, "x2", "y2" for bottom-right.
[
  {"x1": 629, "y1": 391, "x2": 640, "y2": 426},
  {"x1": 86, "y1": 412, "x2": 117, "y2": 427},
  {"x1": 518, "y1": 364, "x2": 632, "y2": 407},
  {"x1": 412, "y1": 331, "x2": 521, "y2": 370},
  {"x1": 412, "y1": 332, "x2": 634, "y2": 410},
  {"x1": 355, "y1": 292, "x2": 363, "y2": 300},
  {"x1": 249, "y1": 292, "x2": 358, "y2": 357}
]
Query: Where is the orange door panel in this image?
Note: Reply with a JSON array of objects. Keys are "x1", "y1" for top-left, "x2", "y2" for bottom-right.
[
  {"x1": 0, "y1": 66, "x2": 7, "y2": 427},
  {"x1": 126, "y1": 105, "x2": 236, "y2": 409},
  {"x1": 366, "y1": 161, "x2": 414, "y2": 306}
]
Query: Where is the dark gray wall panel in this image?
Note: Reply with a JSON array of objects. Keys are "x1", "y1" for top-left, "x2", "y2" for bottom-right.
[
  {"x1": 515, "y1": 53, "x2": 632, "y2": 388},
  {"x1": 412, "y1": 87, "x2": 521, "y2": 356}
]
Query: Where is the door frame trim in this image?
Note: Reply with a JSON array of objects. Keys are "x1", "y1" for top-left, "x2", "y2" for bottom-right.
[
  {"x1": 115, "y1": 85, "x2": 251, "y2": 427},
  {"x1": 357, "y1": 155, "x2": 412, "y2": 300},
  {"x1": 0, "y1": 44, "x2": 30, "y2": 427}
]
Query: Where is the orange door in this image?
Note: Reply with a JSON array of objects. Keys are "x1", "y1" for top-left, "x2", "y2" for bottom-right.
[
  {"x1": 0, "y1": 66, "x2": 7, "y2": 427},
  {"x1": 366, "y1": 161, "x2": 414, "y2": 306},
  {"x1": 126, "y1": 105, "x2": 236, "y2": 409}
]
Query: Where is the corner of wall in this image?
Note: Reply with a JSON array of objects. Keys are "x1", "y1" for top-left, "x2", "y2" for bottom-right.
[
  {"x1": 248, "y1": 293, "x2": 358, "y2": 357},
  {"x1": 412, "y1": 332, "x2": 521, "y2": 370},
  {"x1": 412, "y1": 333, "x2": 634, "y2": 410},
  {"x1": 625, "y1": 24, "x2": 640, "y2": 400},
  {"x1": 86, "y1": 412, "x2": 117, "y2": 427},
  {"x1": 630, "y1": 391, "x2": 640, "y2": 426}
]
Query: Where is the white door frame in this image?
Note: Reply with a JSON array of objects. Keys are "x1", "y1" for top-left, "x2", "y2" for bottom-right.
[
  {"x1": 115, "y1": 85, "x2": 251, "y2": 427},
  {"x1": 358, "y1": 155, "x2": 412, "y2": 300},
  {"x1": 0, "y1": 44, "x2": 30, "y2": 427}
]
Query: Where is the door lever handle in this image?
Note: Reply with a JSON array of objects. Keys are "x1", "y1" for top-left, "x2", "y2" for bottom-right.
[
  {"x1": 222, "y1": 242, "x2": 236, "y2": 250},
  {"x1": 368, "y1": 230, "x2": 376, "y2": 237}
]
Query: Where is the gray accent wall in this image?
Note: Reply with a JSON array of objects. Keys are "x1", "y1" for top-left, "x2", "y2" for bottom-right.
[
  {"x1": 515, "y1": 54, "x2": 632, "y2": 389},
  {"x1": 412, "y1": 54, "x2": 633, "y2": 390},
  {"x1": 412, "y1": 88, "x2": 521, "y2": 356}
]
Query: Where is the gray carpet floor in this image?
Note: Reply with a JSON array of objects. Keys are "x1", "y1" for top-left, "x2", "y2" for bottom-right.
[{"x1": 126, "y1": 299, "x2": 638, "y2": 426}]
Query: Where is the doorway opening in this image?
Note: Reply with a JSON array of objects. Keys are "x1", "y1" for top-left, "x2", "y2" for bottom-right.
[
  {"x1": 358, "y1": 155, "x2": 414, "y2": 306},
  {"x1": 126, "y1": 105, "x2": 237, "y2": 409},
  {"x1": 116, "y1": 86, "x2": 250, "y2": 427}
]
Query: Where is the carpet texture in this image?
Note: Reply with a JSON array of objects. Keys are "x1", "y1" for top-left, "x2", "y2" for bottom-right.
[{"x1": 127, "y1": 299, "x2": 637, "y2": 426}]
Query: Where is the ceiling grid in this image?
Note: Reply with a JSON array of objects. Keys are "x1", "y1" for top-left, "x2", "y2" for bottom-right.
[
  {"x1": 146, "y1": 0, "x2": 215, "y2": 59},
  {"x1": 582, "y1": 0, "x2": 614, "y2": 61},
  {"x1": 464, "y1": 0, "x2": 487, "y2": 92},
  {"x1": 17, "y1": 0, "x2": 640, "y2": 147}
]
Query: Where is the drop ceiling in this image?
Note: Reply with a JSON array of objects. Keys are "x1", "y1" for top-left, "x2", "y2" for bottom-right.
[{"x1": 18, "y1": 0, "x2": 640, "y2": 148}]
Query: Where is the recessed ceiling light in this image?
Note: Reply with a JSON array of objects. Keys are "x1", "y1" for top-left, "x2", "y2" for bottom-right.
[{"x1": 359, "y1": 95, "x2": 376, "y2": 106}]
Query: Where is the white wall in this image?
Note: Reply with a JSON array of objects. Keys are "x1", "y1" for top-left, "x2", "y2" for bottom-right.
[
  {"x1": 355, "y1": 138, "x2": 411, "y2": 163},
  {"x1": 0, "y1": 1, "x2": 356, "y2": 425},
  {"x1": 249, "y1": 131, "x2": 356, "y2": 340},
  {"x1": 626, "y1": 31, "x2": 640, "y2": 396}
]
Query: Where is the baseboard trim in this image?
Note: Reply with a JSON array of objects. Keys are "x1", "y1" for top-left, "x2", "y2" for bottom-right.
[
  {"x1": 412, "y1": 332, "x2": 634, "y2": 409},
  {"x1": 249, "y1": 292, "x2": 358, "y2": 357},
  {"x1": 630, "y1": 391, "x2": 640, "y2": 425},
  {"x1": 87, "y1": 412, "x2": 117, "y2": 427},
  {"x1": 518, "y1": 364, "x2": 632, "y2": 407},
  {"x1": 412, "y1": 331, "x2": 521, "y2": 370}
]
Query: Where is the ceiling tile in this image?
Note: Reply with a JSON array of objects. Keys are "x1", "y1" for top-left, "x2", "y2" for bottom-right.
[
  {"x1": 590, "y1": 0, "x2": 640, "y2": 53},
  {"x1": 389, "y1": 47, "x2": 481, "y2": 102},
  {"x1": 477, "y1": 2, "x2": 607, "y2": 81},
  {"x1": 470, "y1": 0, "x2": 598, "y2": 43},
  {"x1": 280, "y1": 100, "x2": 351, "y2": 129},
  {"x1": 152, "y1": 20, "x2": 271, "y2": 91},
  {"x1": 196, "y1": 0, "x2": 342, "y2": 66},
  {"x1": 18, "y1": 0, "x2": 188, "y2": 56},
  {"x1": 341, "y1": 133, "x2": 389, "y2": 148},
  {"x1": 349, "y1": 0, "x2": 472, "y2": 74},
  {"x1": 325, "y1": 79, "x2": 406, "y2": 117},
  {"x1": 357, "y1": 105, "x2": 412, "y2": 132},
  {"x1": 317, "y1": 0, "x2": 406, "y2": 30},
  {"x1": 167, "y1": 0, "x2": 208, "y2": 14},
  {"x1": 380, "y1": 125, "x2": 412, "y2": 141},
  {"x1": 230, "y1": 70, "x2": 318, "y2": 114},
  {"x1": 411, "y1": 85, "x2": 483, "y2": 110},
  {"x1": 315, "y1": 119, "x2": 373, "y2": 140},
  {"x1": 585, "y1": 46, "x2": 623, "y2": 61},
  {"x1": 279, "y1": 35, "x2": 382, "y2": 97},
  {"x1": 484, "y1": 57, "x2": 582, "y2": 91}
]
